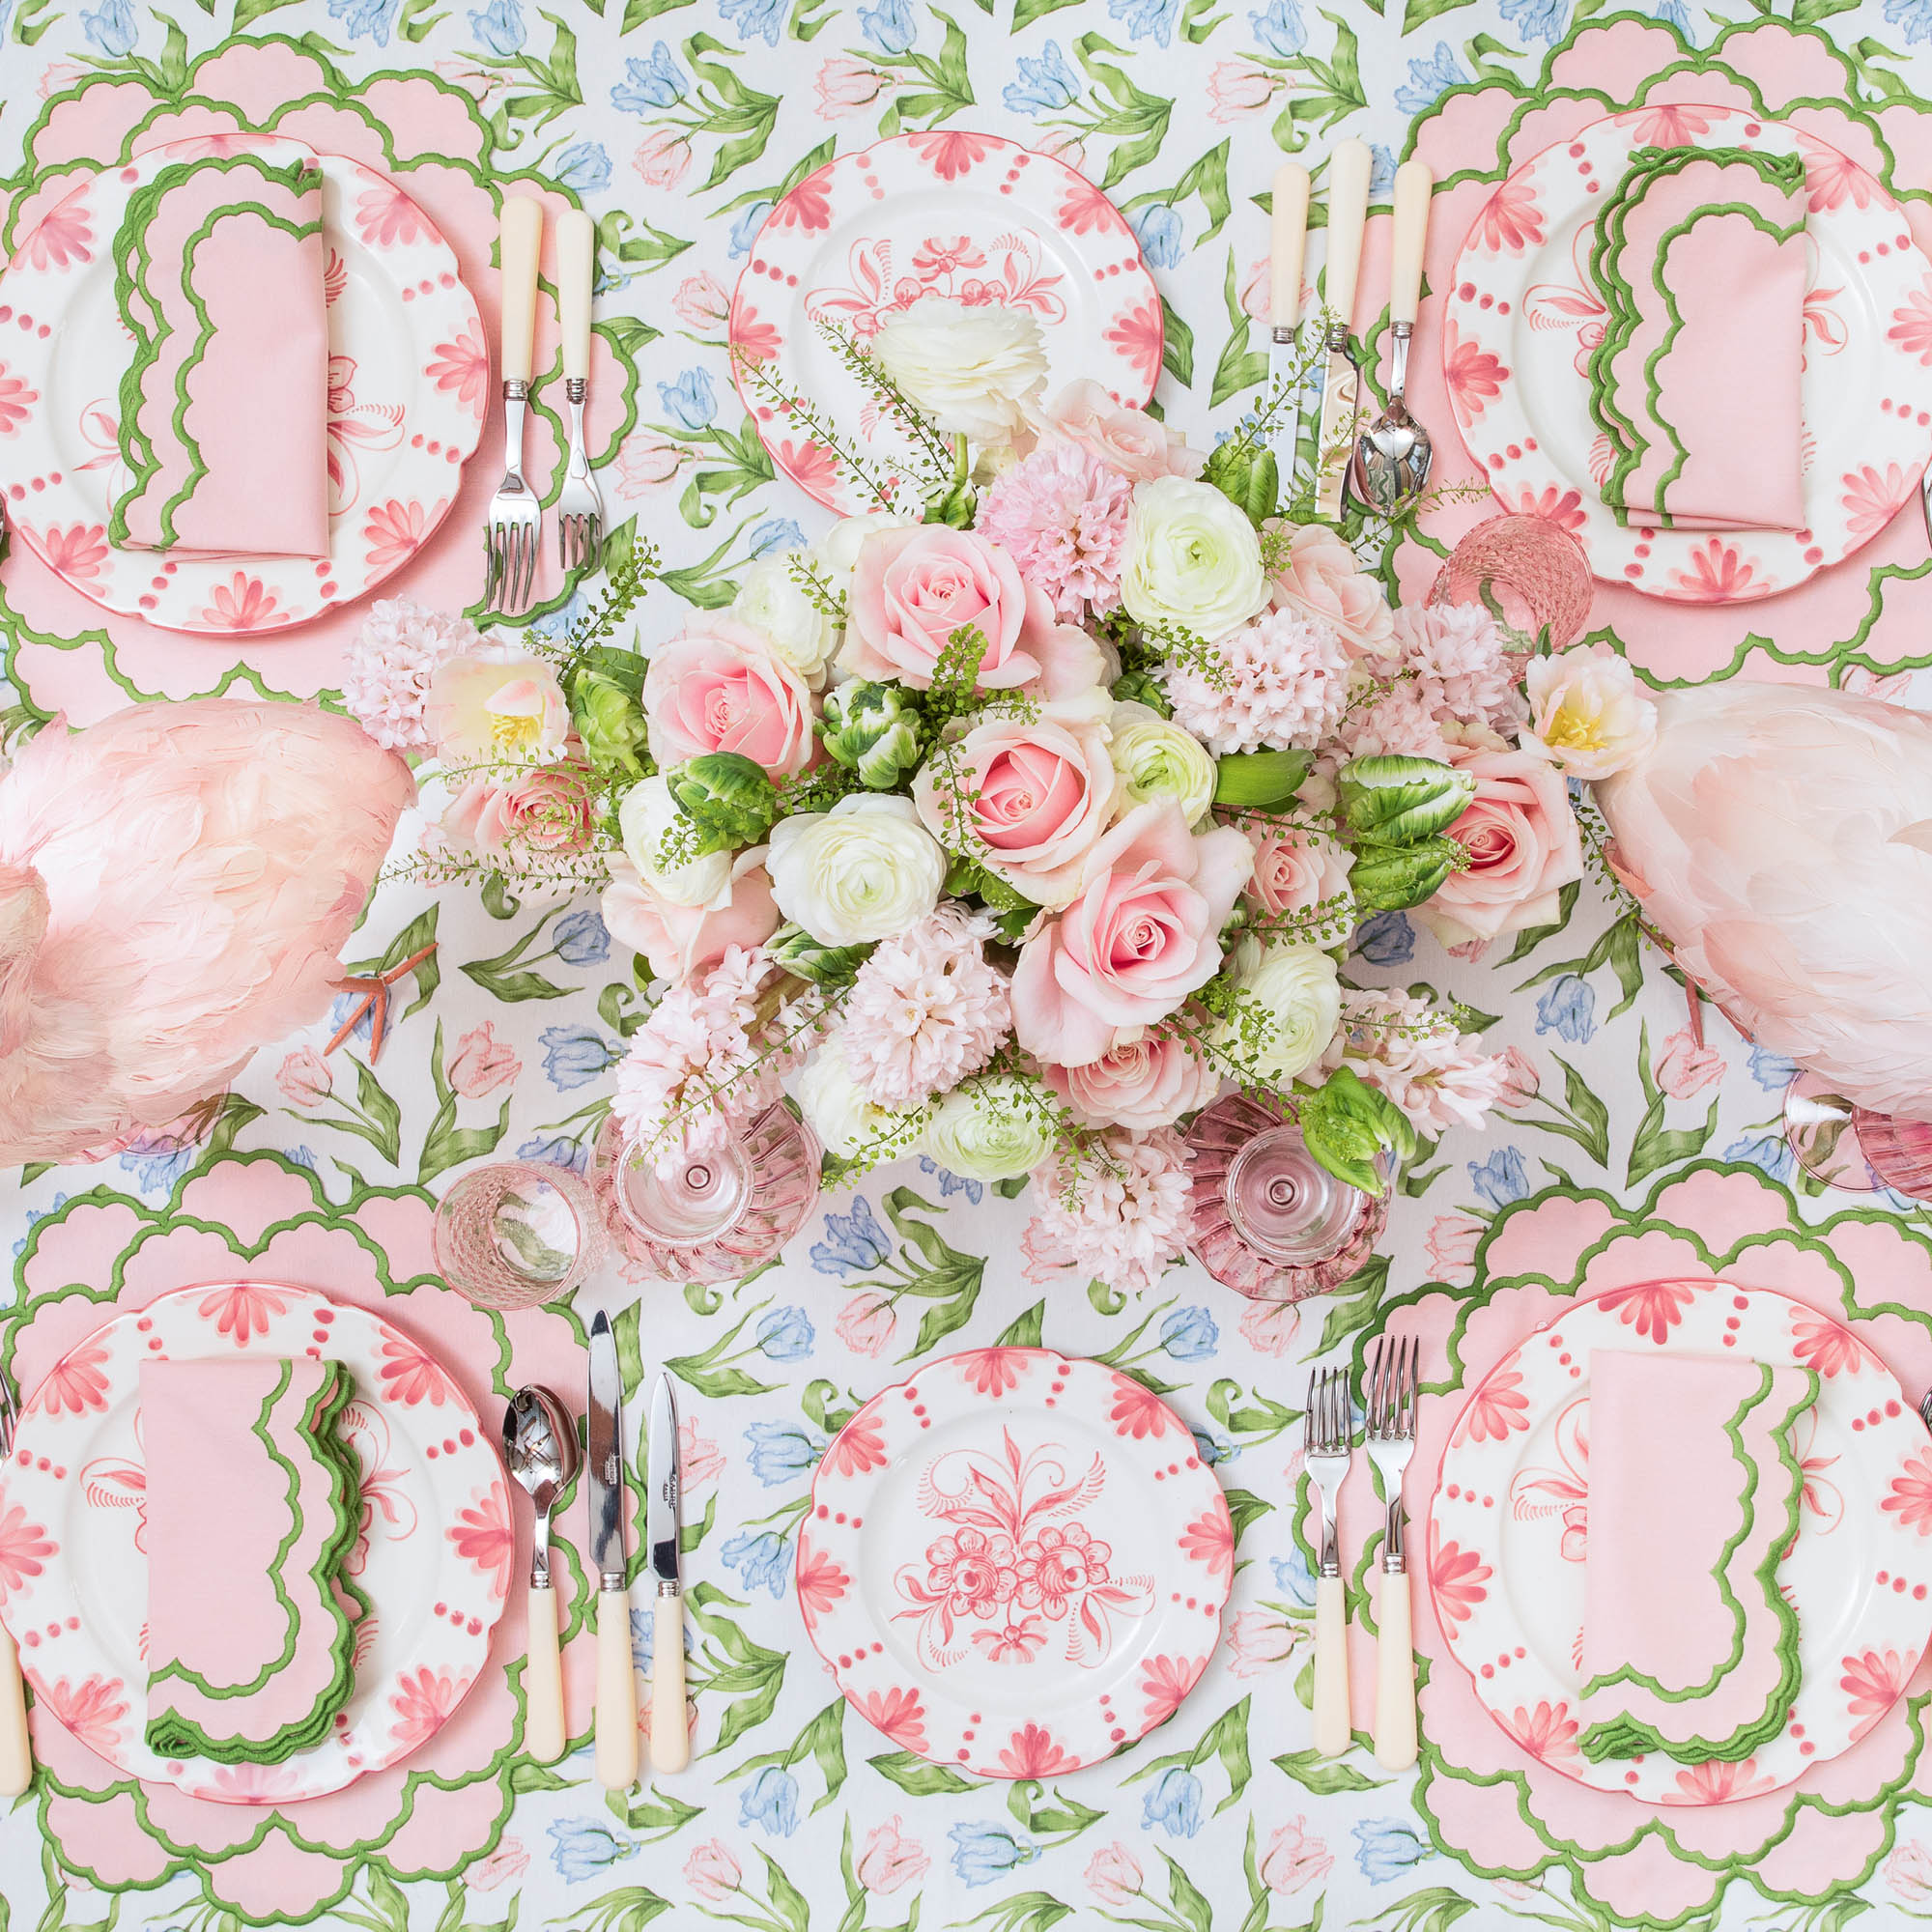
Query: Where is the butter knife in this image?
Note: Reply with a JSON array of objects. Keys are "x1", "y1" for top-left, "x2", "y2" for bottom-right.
[
  {"x1": 1269, "y1": 162, "x2": 1312, "y2": 505},
  {"x1": 646, "y1": 1374, "x2": 687, "y2": 1773},
  {"x1": 588, "y1": 1311, "x2": 638, "y2": 1790},
  {"x1": 1313, "y1": 137, "x2": 1374, "y2": 522}
]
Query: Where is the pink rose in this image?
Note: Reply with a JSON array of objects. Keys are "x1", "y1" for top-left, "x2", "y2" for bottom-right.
[
  {"x1": 1245, "y1": 822, "x2": 1353, "y2": 924},
  {"x1": 841, "y1": 525, "x2": 1098, "y2": 694},
  {"x1": 912, "y1": 696, "x2": 1118, "y2": 908},
  {"x1": 1086, "y1": 1844, "x2": 1144, "y2": 1906},
  {"x1": 634, "y1": 128, "x2": 692, "y2": 188},
  {"x1": 1415, "y1": 746, "x2": 1584, "y2": 949},
  {"x1": 1270, "y1": 522, "x2": 1396, "y2": 659},
  {"x1": 1225, "y1": 1607, "x2": 1295, "y2": 1677},
  {"x1": 465, "y1": 1839, "x2": 530, "y2": 1891},
  {"x1": 1038, "y1": 378, "x2": 1201, "y2": 482},
  {"x1": 857, "y1": 1816, "x2": 929, "y2": 1893},
  {"x1": 643, "y1": 618, "x2": 815, "y2": 778},
  {"x1": 1494, "y1": 1046, "x2": 1540, "y2": 1108},
  {"x1": 1041, "y1": 1035, "x2": 1220, "y2": 1130},
  {"x1": 1208, "y1": 59, "x2": 1276, "y2": 122},
  {"x1": 1260, "y1": 1818, "x2": 1333, "y2": 1895},
  {"x1": 448, "y1": 1022, "x2": 520, "y2": 1097},
  {"x1": 679, "y1": 1413, "x2": 726, "y2": 1486},
  {"x1": 837, "y1": 1290, "x2": 897, "y2": 1357},
  {"x1": 815, "y1": 54, "x2": 887, "y2": 114},
  {"x1": 1657, "y1": 1024, "x2": 1724, "y2": 1098},
  {"x1": 439, "y1": 762, "x2": 597, "y2": 860},
  {"x1": 1426, "y1": 1211, "x2": 1485, "y2": 1283},
  {"x1": 685, "y1": 1840, "x2": 743, "y2": 1902},
  {"x1": 600, "y1": 849, "x2": 781, "y2": 982},
  {"x1": 276, "y1": 1047, "x2": 332, "y2": 1108},
  {"x1": 614, "y1": 429, "x2": 684, "y2": 497},
  {"x1": 671, "y1": 270, "x2": 730, "y2": 331},
  {"x1": 1012, "y1": 803, "x2": 1254, "y2": 1067}
]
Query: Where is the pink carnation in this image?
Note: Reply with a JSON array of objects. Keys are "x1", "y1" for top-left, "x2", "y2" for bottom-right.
[
  {"x1": 1165, "y1": 609, "x2": 1350, "y2": 755},
  {"x1": 1021, "y1": 1127, "x2": 1193, "y2": 1294},
  {"x1": 839, "y1": 905, "x2": 1012, "y2": 1109},
  {"x1": 1321, "y1": 988, "x2": 1509, "y2": 1137},
  {"x1": 977, "y1": 442, "x2": 1134, "y2": 620}
]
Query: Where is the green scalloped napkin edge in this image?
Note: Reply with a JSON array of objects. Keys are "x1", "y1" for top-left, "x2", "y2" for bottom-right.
[
  {"x1": 107, "y1": 153, "x2": 320, "y2": 549},
  {"x1": 1577, "y1": 1361, "x2": 1817, "y2": 1764},
  {"x1": 145, "y1": 1361, "x2": 362, "y2": 1764}
]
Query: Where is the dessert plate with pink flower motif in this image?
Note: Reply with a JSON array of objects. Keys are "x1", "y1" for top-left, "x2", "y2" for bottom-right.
[
  {"x1": 798, "y1": 1347, "x2": 1232, "y2": 1776},
  {"x1": 0, "y1": 133, "x2": 483, "y2": 636},
  {"x1": 728, "y1": 133, "x2": 1162, "y2": 516},
  {"x1": 1447, "y1": 106, "x2": 1932, "y2": 602},
  {"x1": 0, "y1": 1283, "x2": 510, "y2": 1803},
  {"x1": 1430, "y1": 1281, "x2": 1930, "y2": 1804}
]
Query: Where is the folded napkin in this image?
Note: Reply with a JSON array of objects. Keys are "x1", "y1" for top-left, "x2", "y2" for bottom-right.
[
  {"x1": 110, "y1": 154, "x2": 328, "y2": 558},
  {"x1": 143, "y1": 1357, "x2": 361, "y2": 1764},
  {"x1": 1578, "y1": 1351, "x2": 1815, "y2": 1764},
  {"x1": 1586, "y1": 146, "x2": 1808, "y2": 532}
]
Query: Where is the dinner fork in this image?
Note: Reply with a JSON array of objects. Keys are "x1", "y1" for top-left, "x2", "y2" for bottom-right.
[
  {"x1": 1366, "y1": 1336, "x2": 1420, "y2": 1771},
  {"x1": 1304, "y1": 1366, "x2": 1353, "y2": 1757},
  {"x1": 554, "y1": 207, "x2": 603, "y2": 575},
  {"x1": 0, "y1": 1367, "x2": 30, "y2": 1795},
  {"x1": 483, "y1": 194, "x2": 544, "y2": 615}
]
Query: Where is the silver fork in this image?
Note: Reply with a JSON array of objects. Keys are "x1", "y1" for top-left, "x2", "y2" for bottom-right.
[
  {"x1": 1304, "y1": 1366, "x2": 1353, "y2": 1757},
  {"x1": 554, "y1": 207, "x2": 603, "y2": 574},
  {"x1": 1365, "y1": 1336, "x2": 1420, "y2": 1771},
  {"x1": 0, "y1": 1365, "x2": 30, "y2": 1795},
  {"x1": 484, "y1": 194, "x2": 544, "y2": 615}
]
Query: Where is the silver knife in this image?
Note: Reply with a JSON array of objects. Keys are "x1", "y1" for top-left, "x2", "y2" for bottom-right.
[
  {"x1": 588, "y1": 1311, "x2": 638, "y2": 1790},
  {"x1": 1269, "y1": 162, "x2": 1312, "y2": 511},
  {"x1": 646, "y1": 1375, "x2": 687, "y2": 1773},
  {"x1": 1314, "y1": 138, "x2": 1374, "y2": 522}
]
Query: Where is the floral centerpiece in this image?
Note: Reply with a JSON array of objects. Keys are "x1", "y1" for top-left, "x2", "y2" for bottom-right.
[{"x1": 343, "y1": 297, "x2": 1657, "y2": 1293}]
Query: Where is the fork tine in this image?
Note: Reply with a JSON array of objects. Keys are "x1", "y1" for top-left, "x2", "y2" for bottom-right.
[
  {"x1": 1406, "y1": 1335, "x2": 1421, "y2": 1436},
  {"x1": 1303, "y1": 1373, "x2": 1318, "y2": 1455},
  {"x1": 1367, "y1": 1341, "x2": 1385, "y2": 1436}
]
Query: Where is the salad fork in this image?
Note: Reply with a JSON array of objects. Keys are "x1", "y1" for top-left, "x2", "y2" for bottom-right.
[
  {"x1": 1365, "y1": 1336, "x2": 1420, "y2": 1770},
  {"x1": 0, "y1": 1367, "x2": 30, "y2": 1794},
  {"x1": 554, "y1": 207, "x2": 603, "y2": 574},
  {"x1": 483, "y1": 194, "x2": 544, "y2": 615},
  {"x1": 1304, "y1": 1366, "x2": 1353, "y2": 1757}
]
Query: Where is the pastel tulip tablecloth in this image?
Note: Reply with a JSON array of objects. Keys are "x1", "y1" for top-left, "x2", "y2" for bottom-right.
[{"x1": 8, "y1": 2, "x2": 1932, "y2": 1928}]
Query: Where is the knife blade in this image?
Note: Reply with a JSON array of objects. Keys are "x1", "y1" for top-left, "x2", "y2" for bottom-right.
[
  {"x1": 587, "y1": 1311, "x2": 638, "y2": 1789},
  {"x1": 1269, "y1": 162, "x2": 1312, "y2": 507},
  {"x1": 646, "y1": 1375, "x2": 688, "y2": 1773},
  {"x1": 1314, "y1": 137, "x2": 1374, "y2": 523}
]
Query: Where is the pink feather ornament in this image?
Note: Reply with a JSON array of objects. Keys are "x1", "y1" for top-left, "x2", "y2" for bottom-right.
[
  {"x1": 0, "y1": 699, "x2": 414, "y2": 1164},
  {"x1": 1594, "y1": 680, "x2": 1932, "y2": 1121}
]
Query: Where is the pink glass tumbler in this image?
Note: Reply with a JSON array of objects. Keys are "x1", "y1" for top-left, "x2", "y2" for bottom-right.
[
  {"x1": 1430, "y1": 512, "x2": 1596, "y2": 649},
  {"x1": 433, "y1": 1160, "x2": 605, "y2": 1310},
  {"x1": 1185, "y1": 1092, "x2": 1389, "y2": 1300}
]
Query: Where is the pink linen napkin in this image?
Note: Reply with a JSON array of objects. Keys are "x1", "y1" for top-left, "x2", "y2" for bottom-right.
[
  {"x1": 110, "y1": 155, "x2": 328, "y2": 558},
  {"x1": 143, "y1": 1357, "x2": 359, "y2": 1763},
  {"x1": 1588, "y1": 147, "x2": 1807, "y2": 532},
  {"x1": 1578, "y1": 1350, "x2": 1816, "y2": 1763}
]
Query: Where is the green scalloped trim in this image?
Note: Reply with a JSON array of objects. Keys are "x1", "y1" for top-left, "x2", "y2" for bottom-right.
[{"x1": 1577, "y1": 1362, "x2": 1816, "y2": 1764}]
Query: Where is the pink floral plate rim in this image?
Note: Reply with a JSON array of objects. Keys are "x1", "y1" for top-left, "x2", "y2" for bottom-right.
[
  {"x1": 797, "y1": 1346, "x2": 1232, "y2": 1778},
  {"x1": 1429, "y1": 1279, "x2": 1931, "y2": 1804},
  {"x1": 0, "y1": 1282, "x2": 511, "y2": 1804},
  {"x1": 1446, "y1": 105, "x2": 1932, "y2": 604},
  {"x1": 0, "y1": 132, "x2": 484, "y2": 637},
  {"x1": 727, "y1": 131, "x2": 1163, "y2": 516}
]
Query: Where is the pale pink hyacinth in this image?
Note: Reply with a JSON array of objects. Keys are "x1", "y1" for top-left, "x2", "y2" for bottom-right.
[
  {"x1": 1331, "y1": 674, "x2": 1454, "y2": 764},
  {"x1": 339, "y1": 598, "x2": 483, "y2": 753},
  {"x1": 1165, "y1": 609, "x2": 1350, "y2": 756},
  {"x1": 838, "y1": 905, "x2": 1011, "y2": 1109},
  {"x1": 1321, "y1": 988, "x2": 1509, "y2": 1137},
  {"x1": 1391, "y1": 601, "x2": 1526, "y2": 737},
  {"x1": 1021, "y1": 1127, "x2": 1192, "y2": 1295},
  {"x1": 976, "y1": 442, "x2": 1134, "y2": 620}
]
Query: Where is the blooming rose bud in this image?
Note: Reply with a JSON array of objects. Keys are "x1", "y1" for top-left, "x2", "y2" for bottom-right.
[
  {"x1": 820, "y1": 680, "x2": 923, "y2": 789},
  {"x1": 1337, "y1": 753, "x2": 1477, "y2": 844},
  {"x1": 571, "y1": 670, "x2": 650, "y2": 778},
  {"x1": 668, "y1": 752, "x2": 778, "y2": 853}
]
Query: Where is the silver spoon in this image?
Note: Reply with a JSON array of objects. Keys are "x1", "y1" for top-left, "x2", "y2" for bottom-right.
[
  {"x1": 504, "y1": 1384, "x2": 581, "y2": 1763},
  {"x1": 1350, "y1": 158, "x2": 1435, "y2": 519}
]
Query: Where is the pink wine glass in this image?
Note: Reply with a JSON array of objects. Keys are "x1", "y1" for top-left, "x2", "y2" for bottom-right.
[
  {"x1": 592, "y1": 1103, "x2": 822, "y2": 1283},
  {"x1": 433, "y1": 1160, "x2": 605, "y2": 1310},
  {"x1": 1185, "y1": 1092, "x2": 1388, "y2": 1300}
]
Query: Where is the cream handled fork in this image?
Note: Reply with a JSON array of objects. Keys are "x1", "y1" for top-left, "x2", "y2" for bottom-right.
[
  {"x1": 555, "y1": 206, "x2": 603, "y2": 574},
  {"x1": 1303, "y1": 1367, "x2": 1352, "y2": 1757},
  {"x1": 1365, "y1": 1337, "x2": 1420, "y2": 1771},
  {"x1": 485, "y1": 194, "x2": 544, "y2": 615}
]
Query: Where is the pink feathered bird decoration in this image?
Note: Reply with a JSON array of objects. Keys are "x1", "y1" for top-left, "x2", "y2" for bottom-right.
[{"x1": 0, "y1": 699, "x2": 414, "y2": 1165}]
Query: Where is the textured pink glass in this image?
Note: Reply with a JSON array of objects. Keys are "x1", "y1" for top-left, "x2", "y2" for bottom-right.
[
  {"x1": 1185, "y1": 1092, "x2": 1388, "y2": 1301},
  {"x1": 1430, "y1": 512, "x2": 1596, "y2": 649},
  {"x1": 1782, "y1": 1073, "x2": 1880, "y2": 1194},
  {"x1": 432, "y1": 1160, "x2": 605, "y2": 1309},
  {"x1": 1855, "y1": 1109, "x2": 1932, "y2": 1201},
  {"x1": 592, "y1": 1103, "x2": 822, "y2": 1283}
]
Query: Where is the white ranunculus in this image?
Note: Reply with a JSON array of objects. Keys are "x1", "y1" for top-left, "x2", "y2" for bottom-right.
[
  {"x1": 921, "y1": 1075, "x2": 1053, "y2": 1181},
  {"x1": 616, "y1": 774, "x2": 732, "y2": 908},
  {"x1": 796, "y1": 1045, "x2": 897, "y2": 1159},
  {"x1": 731, "y1": 550, "x2": 839, "y2": 688},
  {"x1": 1109, "y1": 700, "x2": 1218, "y2": 826},
  {"x1": 870, "y1": 296, "x2": 1048, "y2": 444},
  {"x1": 1120, "y1": 476, "x2": 1269, "y2": 641},
  {"x1": 1227, "y1": 939, "x2": 1343, "y2": 1086},
  {"x1": 767, "y1": 793, "x2": 947, "y2": 946}
]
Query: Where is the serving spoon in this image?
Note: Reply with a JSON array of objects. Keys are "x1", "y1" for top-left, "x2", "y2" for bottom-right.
[
  {"x1": 504, "y1": 1384, "x2": 582, "y2": 1763},
  {"x1": 1350, "y1": 158, "x2": 1435, "y2": 519}
]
